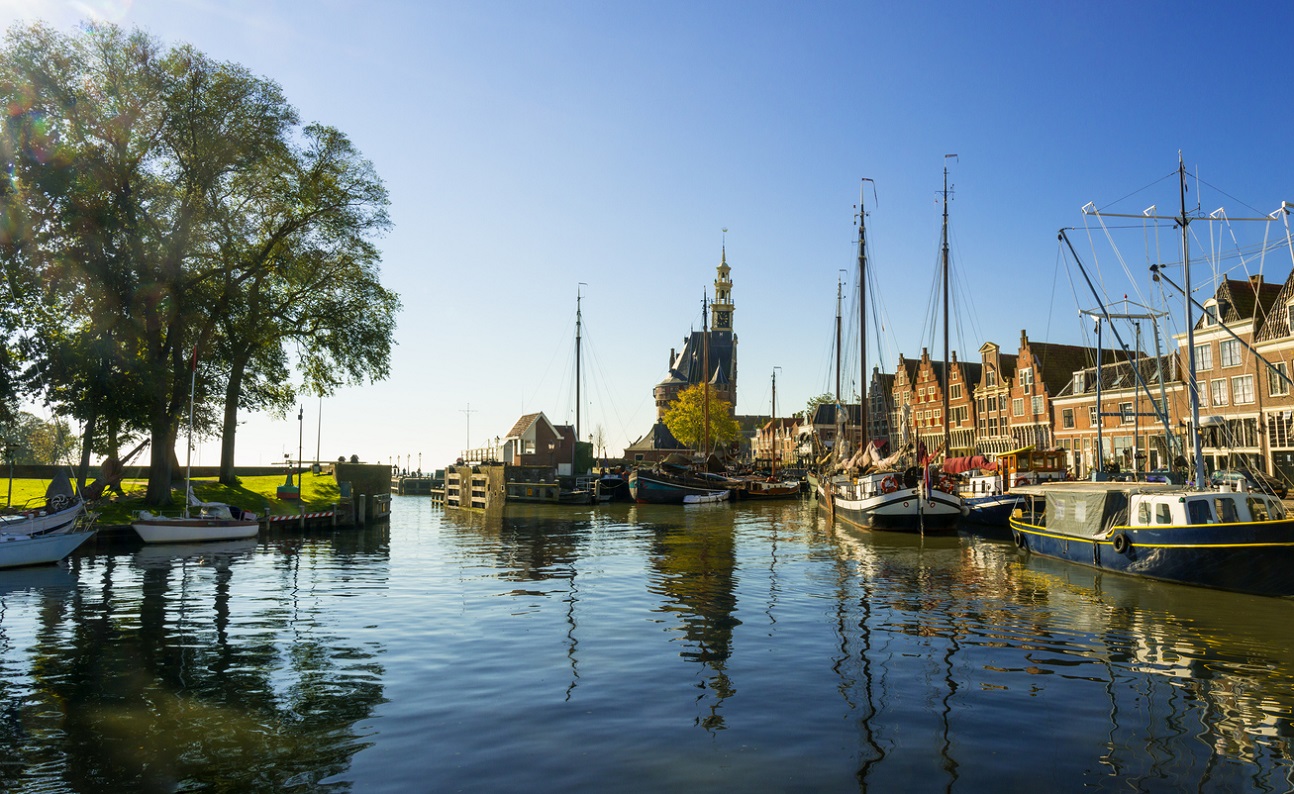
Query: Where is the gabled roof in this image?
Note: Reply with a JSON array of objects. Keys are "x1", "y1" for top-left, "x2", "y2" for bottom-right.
[
  {"x1": 1196, "y1": 276, "x2": 1283, "y2": 331},
  {"x1": 624, "y1": 422, "x2": 686, "y2": 452},
  {"x1": 1255, "y1": 271, "x2": 1294, "y2": 342},
  {"x1": 1025, "y1": 341, "x2": 1116, "y2": 395},
  {"x1": 506, "y1": 412, "x2": 562, "y2": 441}
]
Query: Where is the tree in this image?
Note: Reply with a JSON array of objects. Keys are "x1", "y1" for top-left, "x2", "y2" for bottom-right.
[
  {"x1": 663, "y1": 384, "x2": 741, "y2": 453},
  {"x1": 0, "y1": 23, "x2": 397, "y2": 502},
  {"x1": 802, "y1": 393, "x2": 835, "y2": 420}
]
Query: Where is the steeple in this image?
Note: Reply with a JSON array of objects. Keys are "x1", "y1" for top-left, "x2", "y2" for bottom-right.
[{"x1": 711, "y1": 240, "x2": 734, "y2": 332}]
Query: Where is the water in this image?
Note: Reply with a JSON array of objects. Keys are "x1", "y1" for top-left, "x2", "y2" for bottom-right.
[{"x1": 2, "y1": 497, "x2": 1293, "y2": 792}]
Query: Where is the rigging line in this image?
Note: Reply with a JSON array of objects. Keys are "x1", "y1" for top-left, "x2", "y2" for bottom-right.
[
  {"x1": 1081, "y1": 214, "x2": 1112, "y2": 302},
  {"x1": 1043, "y1": 245, "x2": 1063, "y2": 361},
  {"x1": 1092, "y1": 169, "x2": 1178, "y2": 214},
  {"x1": 1190, "y1": 173, "x2": 1272, "y2": 218},
  {"x1": 1094, "y1": 209, "x2": 1150, "y2": 308}
]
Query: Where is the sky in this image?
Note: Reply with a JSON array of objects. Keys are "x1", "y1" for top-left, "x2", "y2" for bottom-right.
[{"x1": 5, "y1": 1, "x2": 1294, "y2": 471}]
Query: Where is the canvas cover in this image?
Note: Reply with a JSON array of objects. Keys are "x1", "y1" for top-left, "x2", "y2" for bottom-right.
[{"x1": 1046, "y1": 489, "x2": 1128, "y2": 537}]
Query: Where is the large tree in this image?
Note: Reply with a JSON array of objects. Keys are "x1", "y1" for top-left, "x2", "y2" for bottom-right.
[
  {"x1": 0, "y1": 22, "x2": 397, "y2": 502},
  {"x1": 663, "y1": 384, "x2": 741, "y2": 453}
]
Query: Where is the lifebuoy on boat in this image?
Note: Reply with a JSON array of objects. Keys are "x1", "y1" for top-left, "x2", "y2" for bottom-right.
[
  {"x1": 1012, "y1": 530, "x2": 1027, "y2": 549},
  {"x1": 881, "y1": 475, "x2": 899, "y2": 494},
  {"x1": 1014, "y1": 476, "x2": 1029, "y2": 487},
  {"x1": 1112, "y1": 532, "x2": 1130, "y2": 554}
]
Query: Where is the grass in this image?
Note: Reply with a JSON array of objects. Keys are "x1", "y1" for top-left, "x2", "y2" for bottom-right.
[{"x1": 2, "y1": 471, "x2": 345, "y2": 526}]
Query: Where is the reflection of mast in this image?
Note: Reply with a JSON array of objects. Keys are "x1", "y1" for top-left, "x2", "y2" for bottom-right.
[{"x1": 564, "y1": 565, "x2": 580, "y2": 701}]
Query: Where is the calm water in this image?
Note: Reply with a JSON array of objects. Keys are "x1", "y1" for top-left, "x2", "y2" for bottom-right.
[{"x1": 1, "y1": 497, "x2": 1293, "y2": 792}]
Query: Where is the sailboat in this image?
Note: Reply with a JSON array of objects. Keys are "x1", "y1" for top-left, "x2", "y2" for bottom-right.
[
  {"x1": 0, "y1": 470, "x2": 85, "y2": 537},
  {"x1": 823, "y1": 171, "x2": 965, "y2": 532},
  {"x1": 1008, "y1": 156, "x2": 1294, "y2": 596},
  {"x1": 132, "y1": 352, "x2": 259, "y2": 544},
  {"x1": 743, "y1": 369, "x2": 804, "y2": 499}
]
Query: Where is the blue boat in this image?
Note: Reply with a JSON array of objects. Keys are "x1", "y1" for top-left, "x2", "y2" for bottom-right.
[
  {"x1": 1008, "y1": 482, "x2": 1294, "y2": 597},
  {"x1": 627, "y1": 465, "x2": 738, "y2": 505}
]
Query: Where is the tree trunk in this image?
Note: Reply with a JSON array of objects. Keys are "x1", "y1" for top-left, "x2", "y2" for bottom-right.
[
  {"x1": 219, "y1": 353, "x2": 250, "y2": 485},
  {"x1": 144, "y1": 397, "x2": 177, "y2": 505},
  {"x1": 76, "y1": 408, "x2": 97, "y2": 494}
]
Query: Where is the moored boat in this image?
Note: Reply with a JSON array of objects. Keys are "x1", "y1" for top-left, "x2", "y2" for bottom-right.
[
  {"x1": 133, "y1": 493, "x2": 259, "y2": 544},
  {"x1": 1008, "y1": 481, "x2": 1294, "y2": 596},
  {"x1": 0, "y1": 529, "x2": 94, "y2": 569},
  {"x1": 628, "y1": 464, "x2": 738, "y2": 504}
]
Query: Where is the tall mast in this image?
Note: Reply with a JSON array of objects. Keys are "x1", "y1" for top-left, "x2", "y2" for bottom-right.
[
  {"x1": 941, "y1": 157, "x2": 955, "y2": 457},
  {"x1": 1179, "y1": 154, "x2": 1206, "y2": 488},
  {"x1": 771, "y1": 367, "x2": 779, "y2": 476},
  {"x1": 575, "y1": 283, "x2": 584, "y2": 472},
  {"x1": 835, "y1": 275, "x2": 843, "y2": 406},
  {"x1": 702, "y1": 291, "x2": 710, "y2": 458},
  {"x1": 858, "y1": 179, "x2": 871, "y2": 456}
]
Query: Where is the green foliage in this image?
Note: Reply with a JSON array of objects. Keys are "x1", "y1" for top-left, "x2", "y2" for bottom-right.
[
  {"x1": 0, "y1": 22, "x2": 398, "y2": 501},
  {"x1": 803, "y1": 393, "x2": 835, "y2": 420},
  {"x1": 0, "y1": 411, "x2": 75, "y2": 464},
  {"x1": 663, "y1": 384, "x2": 741, "y2": 451}
]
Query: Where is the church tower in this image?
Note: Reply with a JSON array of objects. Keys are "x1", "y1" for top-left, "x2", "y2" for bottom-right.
[{"x1": 711, "y1": 245, "x2": 734, "y2": 332}]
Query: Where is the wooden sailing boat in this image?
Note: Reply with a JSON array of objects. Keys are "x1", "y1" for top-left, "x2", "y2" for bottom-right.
[
  {"x1": 826, "y1": 170, "x2": 964, "y2": 532},
  {"x1": 744, "y1": 368, "x2": 804, "y2": 499}
]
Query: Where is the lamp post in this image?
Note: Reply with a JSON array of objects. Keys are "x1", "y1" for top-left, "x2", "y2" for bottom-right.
[{"x1": 297, "y1": 406, "x2": 304, "y2": 488}]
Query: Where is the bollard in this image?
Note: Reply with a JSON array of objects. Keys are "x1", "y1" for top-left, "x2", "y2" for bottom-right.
[{"x1": 358, "y1": 493, "x2": 367, "y2": 525}]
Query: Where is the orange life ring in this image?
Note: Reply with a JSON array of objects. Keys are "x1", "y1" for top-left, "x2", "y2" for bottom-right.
[
  {"x1": 881, "y1": 475, "x2": 899, "y2": 494},
  {"x1": 1015, "y1": 476, "x2": 1030, "y2": 487}
]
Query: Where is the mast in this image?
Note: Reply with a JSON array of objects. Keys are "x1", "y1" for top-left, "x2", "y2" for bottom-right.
[
  {"x1": 771, "y1": 368, "x2": 779, "y2": 476},
  {"x1": 941, "y1": 157, "x2": 955, "y2": 457},
  {"x1": 575, "y1": 284, "x2": 584, "y2": 473},
  {"x1": 835, "y1": 275, "x2": 843, "y2": 406},
  {"x1": 858, "y1": 180, "x2": 870, "y2": 457},
  {"x1": 702, "y1": 291, "x2": 710, "y2": 458},
  {"x1": 1178, "y1": 154, "x2": 1206, "y2": 488}
]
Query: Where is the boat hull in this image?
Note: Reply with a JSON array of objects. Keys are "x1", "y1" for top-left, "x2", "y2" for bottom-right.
[
  {"x1": 832, "y1": 487, "x2": 963, "y2": 533},
  {"x1": 0, "y1": 530, "x2": 94, "y2": 569},
  {"x1": 629, "y1": 470, "x2": 732, "y2": 505},
  {"x1": 132, "y1": 518, "x2": 259, "y2": 544},
  {"x1": 961, "y1": 494, "x2": 1024, "y2": 531},
  {"x1": 0, "y1": 500, "x2": 86, "y2": 537},
  {"x1": 1008, "y1": 515, "x2": 1294, "y2": 597}
]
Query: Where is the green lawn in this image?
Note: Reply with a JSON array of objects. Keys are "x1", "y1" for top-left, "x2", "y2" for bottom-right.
[{"x1": 3, "y1": 471, "x2": 347, "y2": 526}]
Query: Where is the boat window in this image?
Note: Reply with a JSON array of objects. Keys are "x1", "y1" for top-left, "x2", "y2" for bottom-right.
[
  {"x1": 1248, "y1": 497, "x2": 1270, "y2": 522},
  {"x1": 1213, "y1": 497, "x2": 1239, "y2": 524},
  {"x1": 1155, "y1": 503, "x2": 1172, "y2": 524},
  {"x1": 1186, "y1": 499, "x2": 1214, "y2": 525},
  {"x1": 1136, "y1": 502, "x2": 1151, "y2": 524}
]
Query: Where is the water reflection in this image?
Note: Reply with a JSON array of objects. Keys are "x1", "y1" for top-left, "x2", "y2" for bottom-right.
[
  {"x1": 824, "y1": 518, "x2": 1294, "y2": 791},
  {"x1": 0, "y1": 527, "x2": 391, "y2": 792}
]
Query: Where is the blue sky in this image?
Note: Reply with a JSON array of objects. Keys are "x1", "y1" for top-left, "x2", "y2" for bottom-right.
[{"x1": 5, "y1": 1, "x2": 1294, "y2": 469}]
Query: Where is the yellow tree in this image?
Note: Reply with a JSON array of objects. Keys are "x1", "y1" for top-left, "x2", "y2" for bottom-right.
[{"x1": 663, "y1": 384, "x2": 742, "y2": 452}]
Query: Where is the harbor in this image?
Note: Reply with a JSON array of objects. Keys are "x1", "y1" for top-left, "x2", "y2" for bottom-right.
[{"x1": 2, "y1": 495, "x2": 1291, "y2": 791}]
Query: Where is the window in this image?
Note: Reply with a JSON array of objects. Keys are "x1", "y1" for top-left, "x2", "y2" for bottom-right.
[
  {"x1": 1220, "y1": 339, "x2": 1241, "y2": 368},
  {"x1": 1195, "y1": 344, "x2": 1213, "y2": 371},
  {"x1": 1232, "y1": 375, "x2": 1255, "y2": 405},
  {"x1": 1271, "y1": 362, "x2": 1290, "y2": 397},
  {"x1": 1032, "y1": 395, "x2": 1044, "y2": 415},
  {"x1": 1019, "y1": 367, "x2": 1034, "y2": 395},
  {"x1": 1062, "y1": 408, "x2": 1074, "y2": 429},
  {"x1": 950, "y1": 384, "x2": 962, "y2": 400},
  {"x1": 1119, "y1": 402, "x2": 1133, "y2": 424},
  {"x1": 1155, "y1": 503, "x2": 1172, "y2": 524},
  {"x1": 987, "y1": 396, "x2": 998, "y2": 412},
  {"x1": 1137, "y1": 503, "x2": 1150, "y2": 524},
  {"x1": 1089, "y1": 406, "x2": 1098, "y2": 426},
  {"x1": 987, "y1": 370, "x2": 997, "y2": 386},
  {"x1": 1211, "y1": 379, "x2": 1229, "y2": 406},
  {"x1": 1013, "y1": 398, "x2": 1024, "y2": 417},
  {"x1": 1072, "y1": 372, "x2": 1085, "y2": 393},
  {"x1": 1187, "y1": 499, "x2": 1213, "y2": 524}
]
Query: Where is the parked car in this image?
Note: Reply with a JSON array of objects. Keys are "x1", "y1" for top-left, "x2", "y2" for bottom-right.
[{"x1": 1209, "y1": 469, "x2": 1290, "y2": 499}]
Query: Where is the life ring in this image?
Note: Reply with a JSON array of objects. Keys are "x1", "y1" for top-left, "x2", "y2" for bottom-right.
[
  {"x1": 881, "y1": 475, "x2": 899, "y2": 494},
  {"x1": 1012, "y1": 530, "x2": 1027, "y2": 549},
  {"x1": 1112, "y1": 532, "x2": 1130, "y2": 554},
  {"x1": 1014, "y1": 476, "x2": 1030, "y2": 487}
]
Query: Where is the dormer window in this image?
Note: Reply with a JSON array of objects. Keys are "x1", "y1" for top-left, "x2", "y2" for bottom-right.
[
  {"x1": 1202, "y1": 301, "x2": 1218, "y2": 326},
  {"x1": 1072, "y1": 371, "x2": 1085, "y2": 393}
]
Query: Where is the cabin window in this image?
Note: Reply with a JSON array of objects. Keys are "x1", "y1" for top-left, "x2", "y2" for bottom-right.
[
  {"x1": 1210, "y1": 379, "x2": 1229, "y2": 406},
  {"x1": 1186, "y1": 499, "x2": 1213, "y2": 524},
  {"x1": 1195, "y1": 344, "x2": 1213, "y2": 371},
  {"x1": 1270, "y1": 362, "x2": 1290, "y2": 397},
  {"x1": 1137, "y1": 503, "x2": 1151, "y2": 524},
  {"x1": 1214, "y1": 498, "x2": 1239, "y2": 523},
  {"x1": 1232, "y1": 375, "x2": 1255, "y2": 405},
  {"x1": 1062, "y1": 409, "x2": 1074, "y2": 429},
  {"x1": 1155, "y1": 503, "x2": 1172, "y2": 524},
  {"x1": 1219, "y1": 339, "x2": 1241, "y2": 368},
  {"x1": 1249, "y1": 497, "x2": 1270, "y2": 521}
]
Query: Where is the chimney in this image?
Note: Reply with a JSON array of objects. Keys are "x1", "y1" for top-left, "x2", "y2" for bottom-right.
[{"x1": 1250, "y1": 275, "x2": 1264, "y2": 287}]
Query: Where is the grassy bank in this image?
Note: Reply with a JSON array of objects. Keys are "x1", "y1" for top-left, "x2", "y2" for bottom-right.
[{"x1": 3, "y1": 472, "x2": 345, "y2": 526}]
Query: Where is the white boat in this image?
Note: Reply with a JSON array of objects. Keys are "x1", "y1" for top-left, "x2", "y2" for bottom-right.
[
  {"x1": 0, "y1": 496, "x2": 85, "y2": 537},
  {"x1": 683, "y1": 490, "x2": 729, "y2": 504},
  {"x1": 131, "y1": 357, "x2": 260, "y2": 544},
  {"x1": 133, "y1": 490, "x2": 259, "y2": 544},
  {"x1": 0, "y1": 530, "x2": 94, "y2": 569}
]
